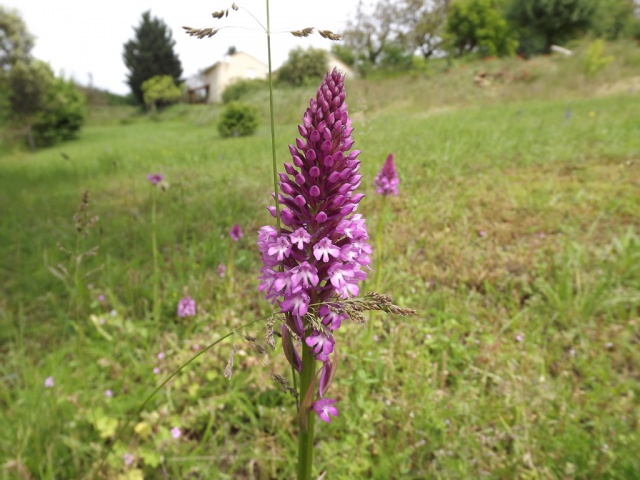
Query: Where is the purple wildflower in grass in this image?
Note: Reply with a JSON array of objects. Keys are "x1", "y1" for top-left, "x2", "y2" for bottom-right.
[
  {"x1": 153, "y1": 367, "x2": 160, "y2": 375},
  {"x1": 257, "y1": 69, "x2": 370, "y2": 423},
  {"x1": 374, "y1": 153, "x2": 399, "y2": 196},
  {"x1": 105, "y1": 389, "x2": 113, "y2": 398},
  {"x1": 313, "y1": 398, "x2": 339, "y2": 423},
  {"x1": 44, "y1": 376, "x2": 54, "y2": 388},
  {"x1": 217, "y1": 263, "x2": 226, "y2": 277},
  {"x1": 177, "y1": 295, "x2": 196, "y2": 317},
  {"x1": 229, "y1": 224, "x2": 244, "y2": 242},
  {"x1": 147, "y1": 173, "x2": 163, "y2": 185},
  {"x1": 171, "y1": 427, "x2": 182, "y2": 439},
  {"x1": 157, "y1": 351, "x2": 165, "y2": 360}
]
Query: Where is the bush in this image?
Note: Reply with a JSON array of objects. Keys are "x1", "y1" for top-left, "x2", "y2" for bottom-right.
[
  {"x1": 277, "y1": 47, "x2": 328, "y2": 86},
  {"x1": 141, "y1": 75, "x2": 183, "y2": 111},
  {"x1": 583, "y1": 39, "x2": 613, "y2": 77},
  {"x1": 222, "y1": 78, "x2": 267, "y2": 104},
  {"x1": 31, "y1": 77, "x2": 86, "y2": 147},
  {"x1": 217, "y1": 102, "x2": 259, "y2": 138}
]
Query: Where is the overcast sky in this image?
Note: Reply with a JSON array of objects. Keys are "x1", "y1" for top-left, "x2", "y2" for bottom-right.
[{"x1": 4, "y1": 0, "x2": 366, "y2": 95}]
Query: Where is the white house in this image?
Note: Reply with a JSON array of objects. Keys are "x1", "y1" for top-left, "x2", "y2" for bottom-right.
[
  {"x1": 188, "y1": 52, "x2": 268, "y2": 104},
  {"x1": 187, "y1": 50, "x2": 356, "y2": 104}
]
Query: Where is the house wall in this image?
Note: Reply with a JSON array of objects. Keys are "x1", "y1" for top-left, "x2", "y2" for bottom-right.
[{"x1": 205, "y1": 53, "x2": 268, "y2": 103}]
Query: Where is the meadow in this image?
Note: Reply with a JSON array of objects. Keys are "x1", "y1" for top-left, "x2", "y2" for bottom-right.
[{"x1": 1, "y1": 43, "x2": 639, "y2": 479}]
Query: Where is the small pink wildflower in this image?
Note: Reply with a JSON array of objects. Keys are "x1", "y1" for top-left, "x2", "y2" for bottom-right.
[
  {"x1": 217, "y1": 263, "x2": 226, "y2": 278},
  {"x1": 44, "y1": 376, "x2": 54, "y2": 388},
  {"x1": 157, "y1": 352, "x2": 165, "y2": 360},
  {"x1": 147, "y1": 173, "x2": 163, "y2": 185},
  {"x1": 153, "y1": 367, "x2": 160, "y2": 375},
  {"x1": 123, "y1": 453, "x2": 135, "y2": 466},
  {"x1": 171, "y1": 427, "x2": 181, "y2": 439},
  {"x1": 177, "y1": 296, "x2": 196, "y2": 317},
  {"x1": 229, "y1": 224, "x2": 243, "y2": 242},
  {"x1": 105, "y1": 389, "x2": 113, "y2": 398},
  {"x1": 313, "y1": 398, "x2": 339, "y2": 423}
]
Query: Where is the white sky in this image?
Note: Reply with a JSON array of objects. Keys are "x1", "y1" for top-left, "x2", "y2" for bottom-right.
[{"x1": 4, "y1": 0, "x2": 366, "y2": 95}]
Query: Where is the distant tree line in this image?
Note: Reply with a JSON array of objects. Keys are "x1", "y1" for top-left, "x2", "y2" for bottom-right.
[{"x1": 333, "y1": 0, "x2": 640, "y2": 73}]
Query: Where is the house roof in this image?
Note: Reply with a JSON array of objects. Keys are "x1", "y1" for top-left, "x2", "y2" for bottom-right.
[{"x1": 201, "y1": 51, "x2": 267, "y2": 74}]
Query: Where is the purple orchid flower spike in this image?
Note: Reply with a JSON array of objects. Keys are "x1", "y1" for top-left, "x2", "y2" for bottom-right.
[
  {"x1": 374, "y1": 153, "x2": 399, "y2": 196},
  {"x1": 257, "y1": 69, "x2": 371, "y2": 422}
]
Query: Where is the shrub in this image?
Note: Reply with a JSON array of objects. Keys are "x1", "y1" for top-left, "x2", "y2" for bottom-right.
[
  {"x1": 221, "y1": 78, "x2": 267, "y2": 104},
  {"x1": 31, "y1": 76, "x2": 86, "y2": 147},
  {"x1": 277, "y1": 47, "x2": 328, "y2": 86},
  {"x1": 583, "y1": 39, "x2": 613, "y2": 77},
  {"x1": 141, "y1": 75, "x2": 183, "y2": 111},
  {"x1": 217, "y1": 101, "x2": 259, "y2": 138}
]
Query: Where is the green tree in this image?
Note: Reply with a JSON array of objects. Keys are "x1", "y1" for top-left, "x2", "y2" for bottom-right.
[
  {"x1": 141, "y1": 75, "x2": 183, "y2": 111},
  {"x1": 342, "y1": 0, "x2": 398, "y2": 67},
  {"x1": 0, "y1": 6, "x2": 34, "y2": 69},
  {"x1": 446, "y1": 0, "x2": 517, "y2": 57},
  {"x1": 123, "y1": 11, "x2": 182, "y2": 106},
  {"x1": 1, "y1": 8, "x2": 85, "y2": 148},
  {"x1": 508, "y1": 0, "x2": 596, "y2": 54},
  {"x1": 590, "y1": 0, "x2": 640, "y2": 40},
  {"x1": 397, "y1": 0, "x2": 451, "y2": 59},
  {"x1": 277, "y1": 47, "x2": 328, "y2": 87}
]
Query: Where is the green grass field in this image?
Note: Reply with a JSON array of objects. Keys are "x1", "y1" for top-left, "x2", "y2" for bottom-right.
[{"x1": 1, "y1": 45, "x2": 639, "y2": 479}]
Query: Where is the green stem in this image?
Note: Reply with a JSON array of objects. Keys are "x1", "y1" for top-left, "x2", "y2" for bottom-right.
[
  {"x1": 369, "y1": 195, "x2": 386, "y2": 334},
  {"x1": 297, "y1": 344, "x2": 317, "y2": 480},
  {"x1": 151, "y1": 189, "x2": 160, "y2": 320},
  {"x1": 226, "y1": 243, "x2": 236, "y2": 297},
  {"x1": 266, "y1": 0, "x2": 281, "y2": 235}
]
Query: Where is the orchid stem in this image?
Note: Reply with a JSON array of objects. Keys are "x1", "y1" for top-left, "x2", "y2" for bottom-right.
[
  {"x1": 369, "y1": 194, "x2": 386, "y2": 334},
  {"x1": 297, "y1": 344, "x2": 317, "y2": 480},
  {"x1": 151, "y1": 187, "x2": 160, "y2": 321}
]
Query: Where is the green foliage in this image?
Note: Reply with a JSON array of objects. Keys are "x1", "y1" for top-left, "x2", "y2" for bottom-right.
[
  {"x1": 330, "y1": 44, "x2": 356, "y2": 66},
  {"x1": 221, "y1": 78, "x2": 267, "y2": 104},
  {"x1": 0, "y1": 6, "x2": 34, "y2": 70},
  {"x1": 123, "y1": 11, "x2": 183, "y2": 106},
  {"x1": 141, "y1": 75, "x2": 183, "y2": 110},
  {"x1": 277, "y1": 47, "x2": 328, "y2": 86},
  {"x1": 1, "y1": 47, "x2": 640, "y2": 478},
  {"x1": 508, "y1": 0, "x2": 597, "y2": 55},
  {"x1": 31, "y1": 76, "x2": 86, "y2": 147},
  {"x1": 217, "y1": 101, "x2": 259, "y2": 138},
  {"x1": 446, "y1": 0, "x2": 518, "y2": 57},
  {"x1": 590, "y1": 0, "x2": 640, "y2": 40},
  {"x1": 583, "y1": 39, "x2": 614, "y2": 77}
]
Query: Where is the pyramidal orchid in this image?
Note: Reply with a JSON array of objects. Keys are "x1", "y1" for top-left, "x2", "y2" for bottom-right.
[
  {"x1": 374, "y1": 153, "x2": 399, "y2": 196},
  {"x1": 257, "y1": 68, "x2": 371, "y2": 475},
  {"x1": 370, "y1": 153, "x2": 400, "y2": 333}
]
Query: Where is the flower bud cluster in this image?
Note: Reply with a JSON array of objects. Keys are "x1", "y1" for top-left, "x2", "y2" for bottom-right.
[
  {"x1": 257, "y1": 69, "x2": 371, "y2": 422},
  {"x1": 374, "y1": 153, "x2": 399, "y2": 196}
]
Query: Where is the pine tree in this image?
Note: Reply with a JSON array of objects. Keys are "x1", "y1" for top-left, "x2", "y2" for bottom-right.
[{"x1": 123, "y1": 11, "x2": 183, "y2": 106}]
